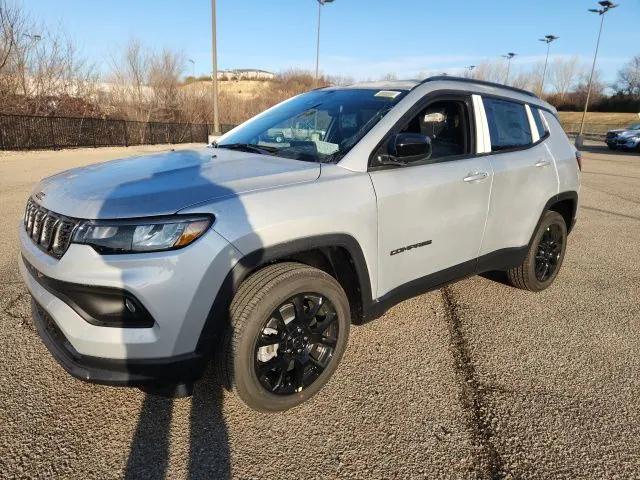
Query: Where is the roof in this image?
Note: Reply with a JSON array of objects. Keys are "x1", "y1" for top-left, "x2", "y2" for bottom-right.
[
  {"x1": 333, "y1": 76, "x2": 553, "y2": 112},
  {"x1": 343, "y1": 79, "x2": 420, "y2": 90}
]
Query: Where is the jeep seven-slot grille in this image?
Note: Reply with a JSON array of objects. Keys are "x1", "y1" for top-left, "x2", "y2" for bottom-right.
[{"x1": 24, "y1": 199, "x2": 79, "y2": 258}]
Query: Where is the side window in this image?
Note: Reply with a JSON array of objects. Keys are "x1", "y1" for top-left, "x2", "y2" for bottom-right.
[
  {"x1": 532, "y1": 107, "x2": 549, "y2": 139},
  {"x1": 482, "y1": 97, "x2": 532, "y2": 151},
  {"x1": 399, "y1": 99, "x2": 471, "y2": 160}
]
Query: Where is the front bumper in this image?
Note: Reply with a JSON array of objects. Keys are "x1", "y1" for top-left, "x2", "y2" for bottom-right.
[
  {"x1": 19, "y1": 221, "x2": 243, "y2": 385},
  {"x1": 30, "y1": 298, "x2": 204, "y2": 386},
  {"x1": 617, "y1": 139, "x2": 640, "y2": 150}
]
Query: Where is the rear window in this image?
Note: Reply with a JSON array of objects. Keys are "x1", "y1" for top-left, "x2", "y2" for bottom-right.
[
  {"x1": 532, "y1": 107, "x2": 549, "y2": 138},
  {"x1": 482, "y1": 97, "x2": 532, "y2": 151}
]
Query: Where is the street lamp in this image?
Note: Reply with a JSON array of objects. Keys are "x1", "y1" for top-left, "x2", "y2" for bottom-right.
[
  {"x1": 538, "y1": 35, "x2": 559, "y2": 96},
  {"x1": 576, "y1": 1, "x2": 619, "y2": 148},
  {"x1": 210, "y1": 0, "x2": 220, "y2": 135},
  {"x1": 502, "y1": 52, "x2": 516, "y2": 84},
  {"x1": 315, "y1": 0, "x2": 334, "y2": 86},
  {"x1": 23, "y1": 33, "x2": 42, "y2": 42},
  {"x1": 188, "y1": 59, "x2": 195, "y2": 79},
  {"x1": 466, "y1": 65, "x2": 476, "y2": 78}
]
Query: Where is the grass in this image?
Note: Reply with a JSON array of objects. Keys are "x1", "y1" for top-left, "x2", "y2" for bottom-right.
[{"x1": 558, "y1": 111, "x2": 640, "y2": 126}]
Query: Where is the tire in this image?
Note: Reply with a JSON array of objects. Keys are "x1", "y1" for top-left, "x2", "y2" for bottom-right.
[
  {"x1": 218, "y1": 262, "x2": 350, "y2": 412},
  {"x1": 607, "y1": 144, "x2": 617, "y2": 150},
  {"x1": 506, "y1": 211, "x2": 568, "y2": 292}
]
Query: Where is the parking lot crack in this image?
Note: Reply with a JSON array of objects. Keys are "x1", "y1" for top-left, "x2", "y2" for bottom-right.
[{"x1": 441, "y1": 286, "x2": 505, "y2": 480}]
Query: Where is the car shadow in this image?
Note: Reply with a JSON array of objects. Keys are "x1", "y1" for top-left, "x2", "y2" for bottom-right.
[
  {"x1": 86, "y1": 148, "x2": 256, "y2": 479},
  {"x1": 478, "y1": 270, "x2": 511, "y2": 287},
  {"x1": 124, "y1": 368, "x2": 231, "y2": 480}
]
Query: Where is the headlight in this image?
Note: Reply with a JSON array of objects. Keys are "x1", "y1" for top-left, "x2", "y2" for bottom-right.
[{"x1": 72, "y1": 215, "x2": 213, "y2": 254}]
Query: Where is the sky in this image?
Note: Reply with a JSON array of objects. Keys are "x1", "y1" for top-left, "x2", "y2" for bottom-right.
[{"x1": 25, "y1": 0, "x2": 640, "y2": 83}]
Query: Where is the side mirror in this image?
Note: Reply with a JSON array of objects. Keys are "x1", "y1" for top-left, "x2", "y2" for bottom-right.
[{"x1": 387, "y1": 132, "x2": 432, "y2": 164}]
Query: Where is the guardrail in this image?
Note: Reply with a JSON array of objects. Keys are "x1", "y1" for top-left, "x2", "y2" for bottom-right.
[{"x1": 0, "y1": 113, "x2": 235, "y2": 150}]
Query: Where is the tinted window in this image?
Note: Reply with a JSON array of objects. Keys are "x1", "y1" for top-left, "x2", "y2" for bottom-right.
[
  {"x1": 483, "y1": 98, "x2": 532, "y2": 151},
  {"x1": 398, "y1": 99, "x2": 471, "y2": 160},
  {"x1": 532, "y1": 107, "x2": 549, "y2": 138}
]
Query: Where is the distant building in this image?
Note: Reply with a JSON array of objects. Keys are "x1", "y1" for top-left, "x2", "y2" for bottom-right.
[{"x1": 218, "y1": 69, "x2": 275, "y2": 80}]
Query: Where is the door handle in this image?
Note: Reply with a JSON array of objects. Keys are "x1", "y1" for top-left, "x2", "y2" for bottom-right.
[
  {"x1": 535, "y1": 159, "x2": 551, "y2": 167},
  {"x1": 463, "y1": 171, "x2": 489, "y2": 183}
]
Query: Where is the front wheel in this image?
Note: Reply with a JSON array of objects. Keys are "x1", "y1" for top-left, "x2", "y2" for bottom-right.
[
  {"x1": 218, "y1": 262, "x2": 350, "y2": 412},
  {"x1": 506, "y1": 210, "x2": 568, "y2": 292}
]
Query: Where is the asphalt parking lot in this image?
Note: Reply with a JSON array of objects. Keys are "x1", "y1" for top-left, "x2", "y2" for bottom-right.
[{"x1": 1, "y1": 142, "x2": 639, "y2": 479}]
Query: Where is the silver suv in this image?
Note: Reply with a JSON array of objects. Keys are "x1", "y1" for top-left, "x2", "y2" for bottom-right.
[{"x1": 19, "y1": 77, "x2": 581, "y2": 412}]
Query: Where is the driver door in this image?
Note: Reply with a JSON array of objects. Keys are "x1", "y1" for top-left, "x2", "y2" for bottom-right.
[{"x1": 368, "y1": 94, "x2": 492, "y2": 298}]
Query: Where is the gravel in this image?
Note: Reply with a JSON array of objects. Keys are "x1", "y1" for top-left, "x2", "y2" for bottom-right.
[{"x1": 1, "y1": 143, "x2": 638, "y2": 479}]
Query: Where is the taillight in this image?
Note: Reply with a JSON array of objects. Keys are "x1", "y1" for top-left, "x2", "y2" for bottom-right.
[{"x1": 575, "y1": 150, "x2": 582, "y2": 171}]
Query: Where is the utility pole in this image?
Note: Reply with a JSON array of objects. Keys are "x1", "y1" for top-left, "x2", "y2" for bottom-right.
[
  {"x1": 538, "y1": 35, "x2": 559, "y2": 96},
  {"x1": 576, "y1": 1, "x2": 618, "y2": 149},
  {"x1": 211, "y1": 0, "x2": 220, "y2": 135}
]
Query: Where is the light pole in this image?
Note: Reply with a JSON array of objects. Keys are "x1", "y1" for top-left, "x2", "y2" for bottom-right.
[
  {"x1": 188, "y1": 59, "x2": 195, "y2": 79},
  {"x1": 23, "y1": 33, "x2": 42, "y2": 42},
  {"x1": 466, "y1": 65, "x2": 476, "y2": 78},
  {"x1": 502, "y1": 52, "x2": 516, "y2": 84},
  {"x1": 315, "y1": 0, "x2": 334, "y2": 86},
  {"x1": 538, "y1": 35, "x2": 559, "y2": 96},
  {"x1": 210, "y1": 0, "x2": 220, "y2": 135},
  {"x1": 576, "y1": 1, "x2": 618, "y2": 148}
]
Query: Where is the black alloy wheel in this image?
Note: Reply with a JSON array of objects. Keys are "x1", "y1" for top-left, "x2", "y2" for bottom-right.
[
  {"x1": 534, "y1": 223, "x2": 564, "y2": 282},
  {"x1": 254, "y1": 293, "x2": 338, "y2": 395},
  {"x1": 506, "y1": 210, "x2": 568, "y2": 292}
]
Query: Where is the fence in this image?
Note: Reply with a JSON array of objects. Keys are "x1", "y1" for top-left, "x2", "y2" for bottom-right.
[
  {"x1": 0, "y1": 113, "x2": 236, "y2": 150},
  {"x1": 0, "y1": 112, "x2": 626, "y2": 150}
]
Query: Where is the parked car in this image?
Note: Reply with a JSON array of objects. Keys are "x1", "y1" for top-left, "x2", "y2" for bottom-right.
[
  {"x1": 605, "y1": 122, "x2": 640, "y2": 151},
  {"x1": 20, "y1": 77, "x2": 580, "y2": 412}
]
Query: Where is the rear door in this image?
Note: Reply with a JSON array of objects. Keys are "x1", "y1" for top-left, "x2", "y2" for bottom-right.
[
  {"x1": 479, "y1": 97, "x2": 559, "y2": 257},
  {"x1": 369, "y1": 94, "x2": 492, "y2": 298}
]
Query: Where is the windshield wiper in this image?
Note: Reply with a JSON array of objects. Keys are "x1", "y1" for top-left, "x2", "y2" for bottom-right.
[{"x1": 216, "y1": 143, "x2": 278, "y2": 155}]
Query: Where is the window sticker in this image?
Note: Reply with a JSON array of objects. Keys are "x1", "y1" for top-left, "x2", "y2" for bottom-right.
[{"x1": 374, "y1": 90, "x2": 402, "y2": 99}]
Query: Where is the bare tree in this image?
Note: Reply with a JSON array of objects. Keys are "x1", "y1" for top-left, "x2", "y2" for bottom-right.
[
  {"x1": 573, "y1": 69, "x2": 606, "y2": 106},
  {"x1": 472, "y1": 60, "x2": 507, "y2": 84},
  {"x1": 614, "y1": 55, "x2": 640, "y2": 96},
  {"x1": 549, "y1": 56, "x2": 582, "y2": 101}
]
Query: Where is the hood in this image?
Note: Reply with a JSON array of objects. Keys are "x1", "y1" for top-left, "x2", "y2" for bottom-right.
[
  {"x1": 618, "y1": 129, "x2": 640, "y2": 139},
  {"x1": 32, "y1": 148, "x2": 320, "y2": 219},
  {"x1": 609, "y1": 128, "x2": 640, "y2": 136}
]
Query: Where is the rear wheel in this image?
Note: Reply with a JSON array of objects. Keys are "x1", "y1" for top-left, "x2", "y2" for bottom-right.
[
  {"x1": 218, "y1": 262, "x2": 350, "y2": 412},
  {"x1": 506, "y1": 211, "x2": 568, "y2": 292}
]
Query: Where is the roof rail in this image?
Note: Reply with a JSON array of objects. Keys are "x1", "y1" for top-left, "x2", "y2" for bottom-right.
[{"x1": 415, "y1": 75, "x2": 539, "y2": 99}]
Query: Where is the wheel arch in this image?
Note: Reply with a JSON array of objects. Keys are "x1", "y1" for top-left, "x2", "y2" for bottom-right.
[
  {"x1": 196, "y1": 234, "x2": 373, "y2": 356},
  {"x1": 546, "y1": 191, "x2": 578, "y2": 235},
  {"x1": 527, "y1": 191, "x2": 578, "y2": 250}
]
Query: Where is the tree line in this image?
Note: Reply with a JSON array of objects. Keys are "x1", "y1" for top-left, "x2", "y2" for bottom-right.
[{"x1": 1, "y1": 0, "x2": 639, "y2": 127}]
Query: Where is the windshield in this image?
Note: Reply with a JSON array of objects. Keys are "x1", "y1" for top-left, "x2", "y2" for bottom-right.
[
  {"x1": 628, "y1": 123, "x2": 640, "y2": 130},
  {"x1": 217, "y1": 88, "x2": 407, "y2": 163}
]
